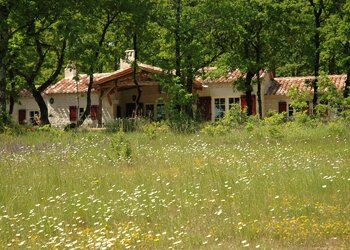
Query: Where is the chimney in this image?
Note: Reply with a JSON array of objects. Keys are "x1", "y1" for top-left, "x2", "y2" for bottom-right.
[
  {"x1": 120, "y1": 50, "x2": 135, "y2": 69},
  {"x1": 64, "y1": 63, "x2": 76, "y2": 79},
  {"x1": 264, "y1": 69, "x2": 275, "y2": 93}
]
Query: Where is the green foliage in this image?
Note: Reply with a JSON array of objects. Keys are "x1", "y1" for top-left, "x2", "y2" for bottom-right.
[
  {"x1": 109, "y1": 130, "x2": 132, "y2": 161},
  {"x1": 159, "y1": 77, "x2": 200, "y2": 133},
  {"x1": 1, "y1": 125, "x2": 350, "y2": 248},
  {"x1": 142, "y1": 121, "x2": 170, "y2": 139},
  {"x1": 315, "y1": 73, "x2": 344, "y2": 118},
  {"x1": 201, "y1": 123, "x2": 228, "y2": 136},
  {"x1": 287, "y1": 85, "x2": 310, "y2": 111},
  {"x1": 105, "y1": 118, "x2": 149, "y2": 133},
  {"x1": 263, "y1": 111, "x2": 286, "y2": 126},
  {"x1": 201, "y1": 104, "x2": 247, "y2": 135},
  {"x1": 293, "y1": 111, "x2": 312, "y2": 124}
]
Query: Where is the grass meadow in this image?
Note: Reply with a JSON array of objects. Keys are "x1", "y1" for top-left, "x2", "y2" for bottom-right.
[{"x1": 0, "y1": 122, "x2": 349, "y2": 249}]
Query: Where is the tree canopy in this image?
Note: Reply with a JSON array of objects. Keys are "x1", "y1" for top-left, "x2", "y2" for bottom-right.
[{"x1": 2, "y1": 0, "x2": 350, "y2": 125}]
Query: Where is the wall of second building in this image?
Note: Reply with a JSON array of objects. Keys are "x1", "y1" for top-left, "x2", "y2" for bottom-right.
[
  {"x1": 12, "y1": 96, "x2": 41, "y2": 125},
  {"x1": 13, "y1": 92, "x2": 113, "y2": 127},
  {"x1": 197, "y1": 82, "x2": 261, "y2": 120}
]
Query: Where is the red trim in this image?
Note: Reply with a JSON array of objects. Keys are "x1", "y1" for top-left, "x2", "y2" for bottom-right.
[
  {"x1": 278, "y1": 101, "x2": 287, "y2": 113},
  {"x1": 18, "y1": 109, "x2": 26, "y2": 124},
  {"x1": 240, "y1": 95, "x2": 256, "y2": 115},
  {"x1": 90, "y1": 105, "x2": 99, "y2": 120},
  {"x1": 69, "y1": 106, "x2": 77, "y2": 121}
]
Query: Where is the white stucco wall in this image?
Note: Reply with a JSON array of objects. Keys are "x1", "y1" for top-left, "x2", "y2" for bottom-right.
[
  {"x1": 12, "y1": 92, "x2": 113, "y2": 127},
  {"x1": 197, "y1": 83, "x2": 261, "y2": 120}
]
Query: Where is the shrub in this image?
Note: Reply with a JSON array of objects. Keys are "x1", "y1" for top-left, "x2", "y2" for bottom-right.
[
  {"x1": 201, "y1": 123, "x2": 228, "y2": 136},
  {"x1": 221, "y1": 104, "x2": 246, "y2": 127},
  {"x1": 109, "y1": 130, "x2": 132, "y2": 161},
  {"x1": 263, "y1": 111, "x2": 286, "y2": 126},
  {"x1": 142, "y1": 121, "x2": 170, "y2": 139},
  {"x1": 105, "y1": 118, "x2": 149, "y2": 133}
]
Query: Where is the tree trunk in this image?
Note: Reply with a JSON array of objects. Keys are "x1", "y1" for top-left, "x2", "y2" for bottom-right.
[
  {"x1": 310, "y1": 0, "x2": 323, "y2": 113},
  {"x1": 185, "y1": 69, "x2": 193, "y2": 118},
  {"x1": 32, "y1": 90, "x2": 50, "y2": 125},
  {"x1": 0, "y1": 4, "x2": 10, "y2": 123},
  {"x1": 344, "y1": 42, "x2": 350, "y2": 98},
  {"x1": 245, "y1": 71, "x2": 254, "y2": 116},
  {"x1": 175, "y1": 0, "x2": 181, "y2": 78},
  {"x1": 328, "y1": 56, "x2": 336, "y2": 74},
  {"x1": 256, "y1": 70, "x2": 262, "y2": 118},
  {"x1": 133, "y1": 33, "x2": 142, "y2": 116},
  {"x1": 78, "y1": 15, "x2": 114, "y2": 127},
  {"x1": 344, "y1": 71, "x2": 350, "y2": 99},
  {"x1": 78, "y1": 72, "x2": 93, "y2": 127},
  {"x1": 8, "y1": 69, "x2": 15, "y2": 115}
]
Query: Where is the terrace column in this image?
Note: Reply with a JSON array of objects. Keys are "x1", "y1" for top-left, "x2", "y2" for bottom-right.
[{"x1": 98, "y1": 90, "x2": 103, "y2": 128}]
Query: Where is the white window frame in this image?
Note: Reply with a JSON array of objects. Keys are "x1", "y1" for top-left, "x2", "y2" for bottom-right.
[
  {"x1": 214, "y1": 98, "x2": 226, "y2": 120},
  {"x1": 29, "y1": 110, "x2": 40, "y2": 124},
  {"x1": 229, "y1": 97, "x2": 240, "y2": 110}
]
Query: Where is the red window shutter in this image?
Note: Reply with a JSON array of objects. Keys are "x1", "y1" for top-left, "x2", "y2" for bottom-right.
[
  {"x1": 278, "y1": 101, "x2": 287, "y2": 113},
  {"x1": 240, "y1": 95, "x2": 256, "y2": 115},
  {"x1": 240, "y1": 95, "x2": 247, "y2": 111},
  {"x1": 18, "y1": 109, "x2": 26, "y2": 124},
  {"x1": 90, "y1": 105, "x2": 99, "y2": 120},
  {"x1": 69, "y1": 106, "x2": 77, "y2": 121}
]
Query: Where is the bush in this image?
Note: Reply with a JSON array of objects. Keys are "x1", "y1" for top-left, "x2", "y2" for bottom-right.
[
  {"x1": 201, "y1": 123, "x2": 228, "y2": 136},
  {"x1": 109, "y1": 130, "x2": 132, "y2": 161},
  {"x1": 142, "y1": 121, "x2": 170, "y2": 139},
  {"x1": 263, "y1": 111, "x2": 286, "y2": 126},
  {"x1": 221, "y1": 104, "x2": 247, "y2": 127},
  {"x1": 105, "y1": 118, "x2": 149, "y2": 133}
]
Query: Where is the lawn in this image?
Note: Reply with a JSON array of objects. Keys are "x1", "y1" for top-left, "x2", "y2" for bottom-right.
[{"x1": 0, "y1": 123, "x2": 349, "y2": 249}]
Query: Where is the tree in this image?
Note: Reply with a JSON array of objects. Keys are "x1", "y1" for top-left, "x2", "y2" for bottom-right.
[
  {"x1": 208, "y1": 0, "x2": 288, "y2": 117},
  {"x1": 0, "y1": 0, "x2": 14, "y2": 124},
  {"x1": 68, "y1": 0, "x2": 132, "y2": 127},
  {"x1": 151, "y1": 0, "x2": 225, "y2": 118},
  {"x1": 322, "y1": 0, "x2": 350, "y2": 98},
  {"x1": 9, "y1": 0, "x2": 76, "y2": 125}
]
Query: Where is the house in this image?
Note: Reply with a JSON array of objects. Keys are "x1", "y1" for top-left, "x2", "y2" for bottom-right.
[
  {"x1": 11, "y1": 50, "x2": 348, "y2": 126},
  {"x1": 12, "y1": 50, "x2": 201, "y2": 127}
]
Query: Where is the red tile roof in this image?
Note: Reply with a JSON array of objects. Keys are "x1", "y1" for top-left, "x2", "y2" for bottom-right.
[
  {"x1": 45, "y1": 64, "x2": 166, "y2": 94},
  {"x1": 201, "y1": 69, "x2": 265, "y2": 85},
  {"x1": 45, "y1": 72, "x2": 115, "y2": 94},
  {"x1": 266, "y1": 75, "x2": 347, "y2": 95},
  {"x1": 19, "y1": 89, "x2": 33, "y2": 97}
]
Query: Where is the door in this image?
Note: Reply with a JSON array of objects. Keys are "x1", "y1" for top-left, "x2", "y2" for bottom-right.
[
  {"x1": 18, "y1": 109, "x2": 26, "y2": 124},
  {"x1": 198, "y1": 97, "x2": 211, "y2": 121},
  {"x1": 125, "y1": 103, "x2": 136, "y2": 118}
]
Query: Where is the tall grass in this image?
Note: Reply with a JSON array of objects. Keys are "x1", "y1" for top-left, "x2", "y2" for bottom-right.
[{"x1": 0, "y1": 123, "x2": 349, "y2": 249}]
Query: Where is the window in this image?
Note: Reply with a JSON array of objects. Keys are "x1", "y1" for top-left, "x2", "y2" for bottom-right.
[
  {"x1": 29, "y1": 110, "x2": 40, "y2": 124},
  {"x1": 288, "y1": 104, "x2": 294, "y2": 117},
  {"x1": 156, "y1": 103, "x2": 166, "y2": 120},
  {"x1": 214, "y1": 98, "x2": 225, "y2": 120},
  {"x1": 79, "y1": 107, "x2": 84, "y2": 119},
  {"x1": 145, "y1": 104, "x2": 155, "y2": 119},
  {"x1": 69, "y1": 106, "x2": 77, "y2": 121},
  {"x1": 229, "y1": 97, "x2": 240, "y2": 109}
]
